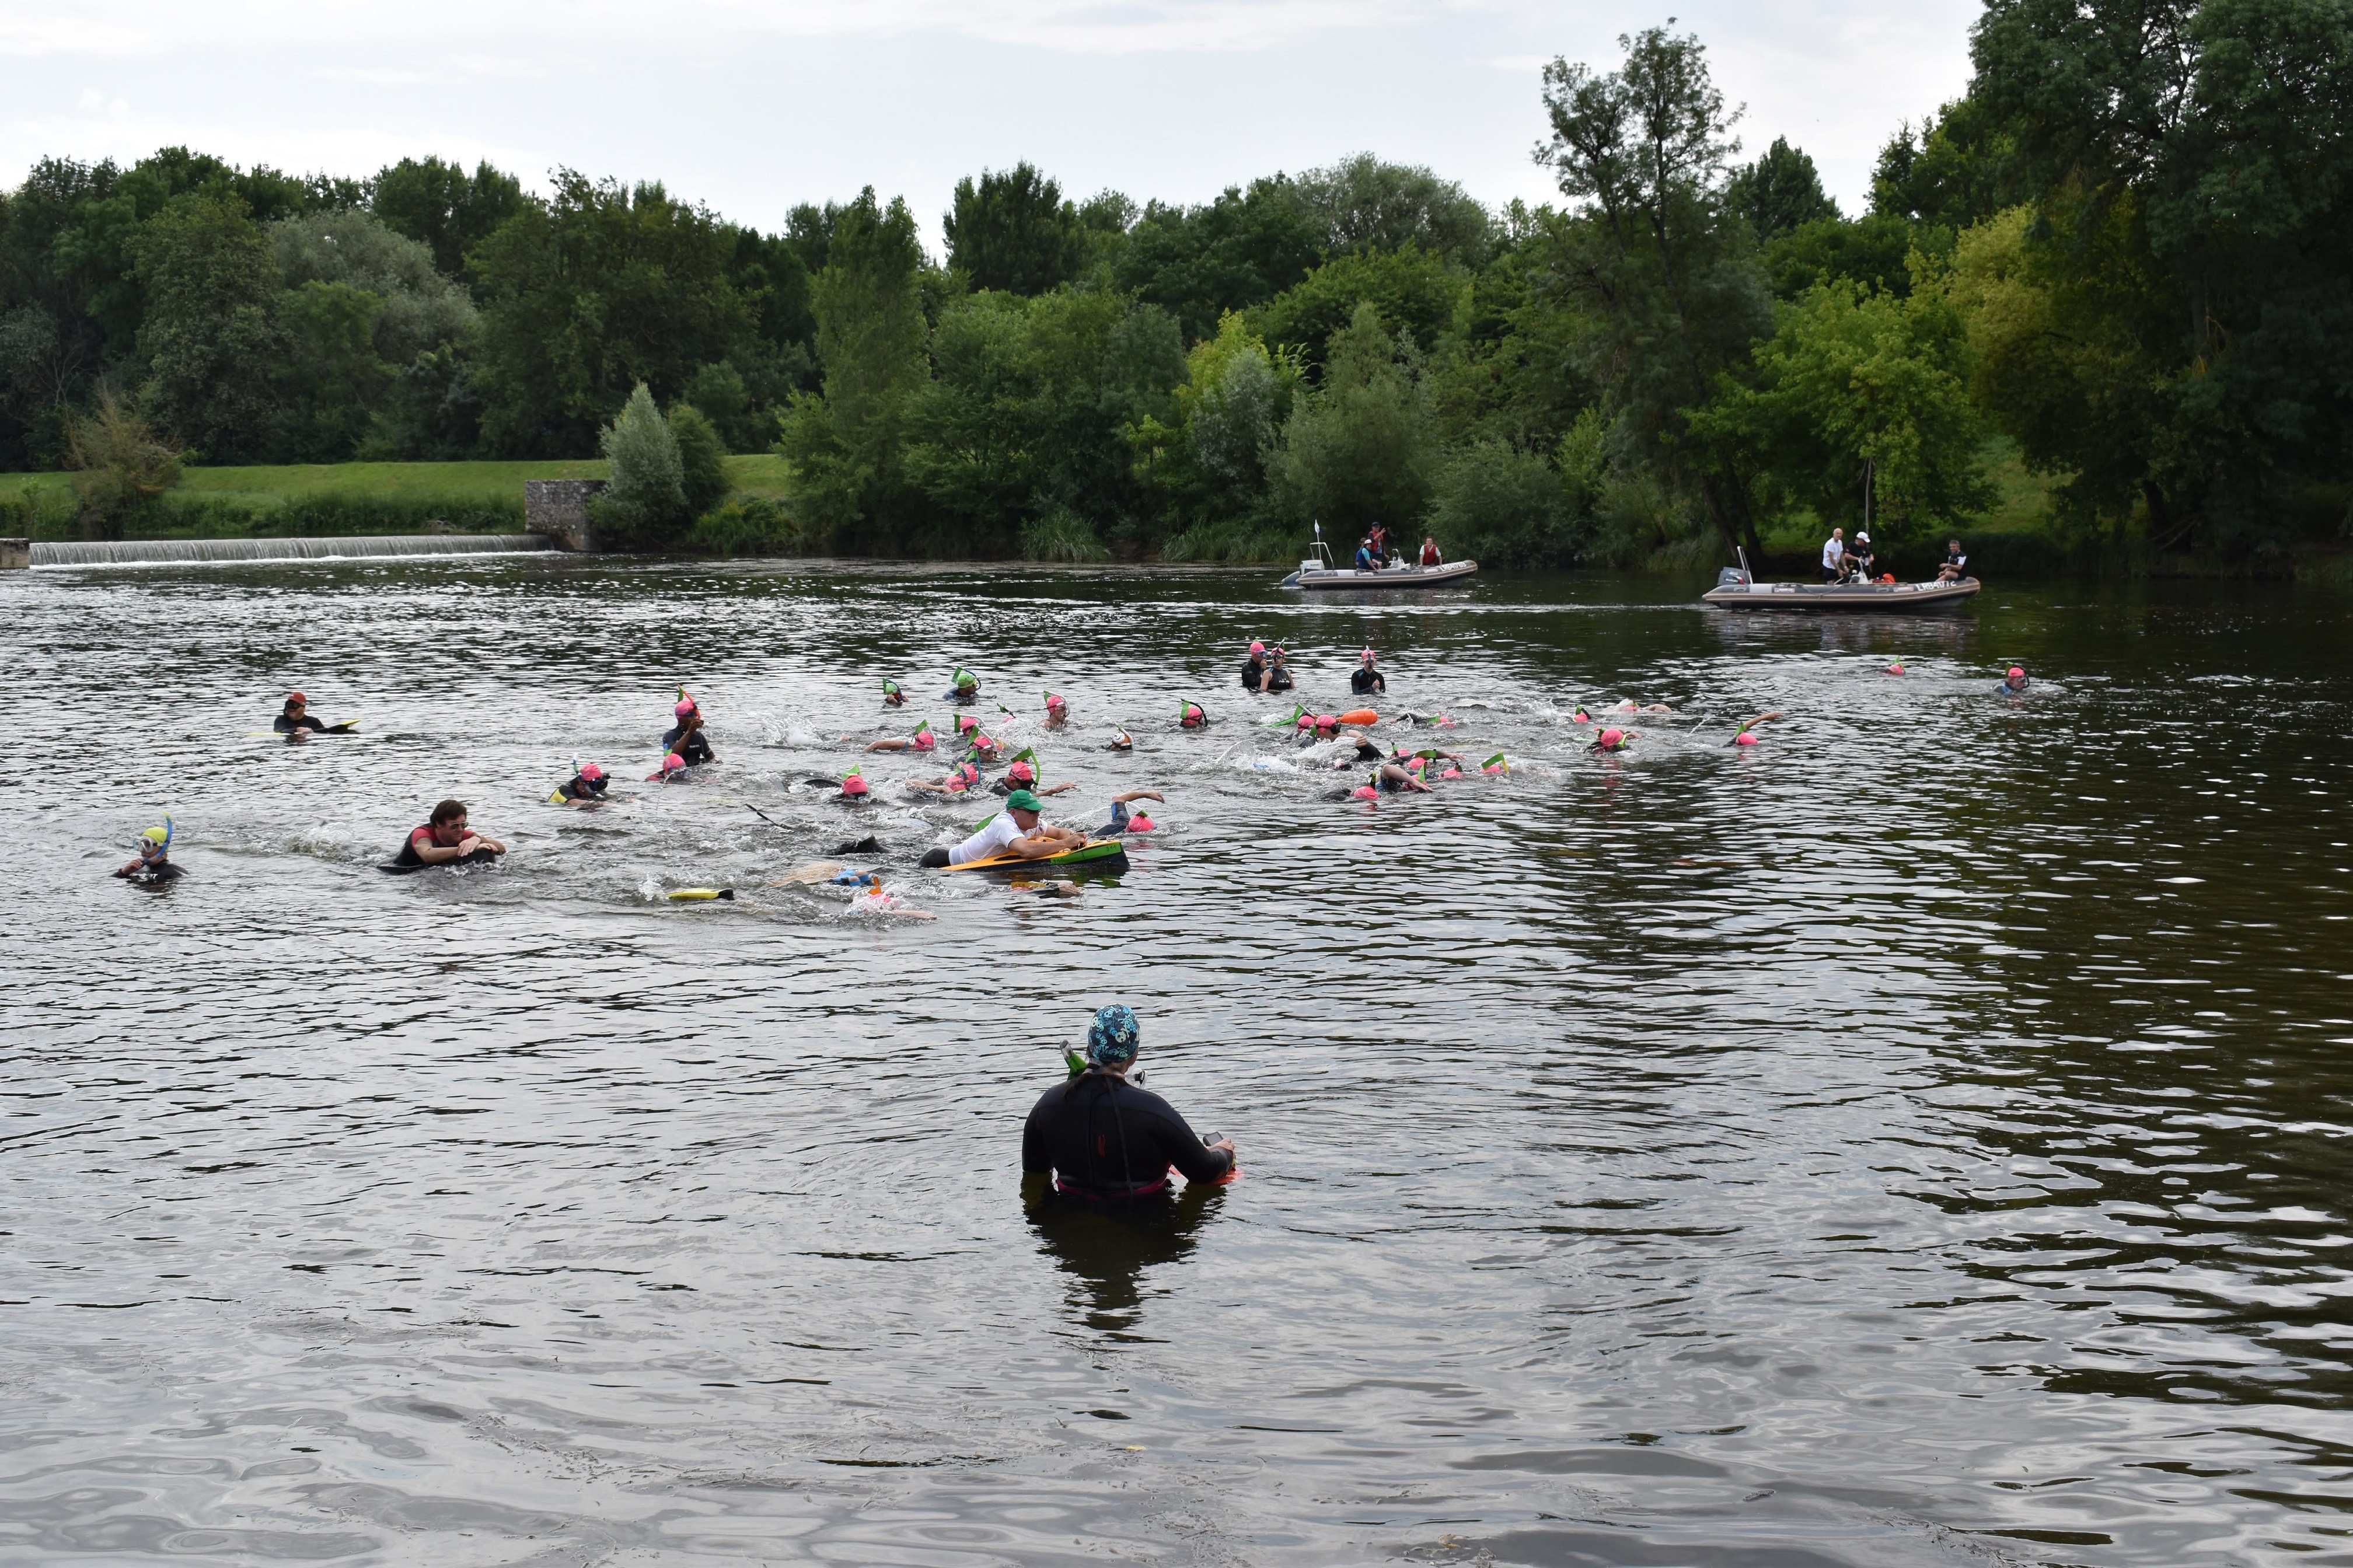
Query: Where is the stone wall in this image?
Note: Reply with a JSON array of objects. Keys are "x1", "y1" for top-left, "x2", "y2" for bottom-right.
[
  {"x1": 523, "y1": 480, "x2": 606, "y2": 552},
  {"x1": 0, "y1": 537, "x2": 29, "y2": 571}
]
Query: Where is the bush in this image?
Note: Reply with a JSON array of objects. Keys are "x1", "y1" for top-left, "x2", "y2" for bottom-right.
[
  {"x1": 669, "y1": 402, "x2": 730, "y2": 518},
  {"x1": 65, "y1": 392, "x2": 184, "y2": 540},
  {"x1": 1162, "y1": 516, "x2": 1308, "y2": 563},
  {"x1": 1426, "y1": 440, "x2": 1585, "y2": 567},
  {"x1": 1020, "y1": 505, "x2": 1111, "y2": 562},
  {"x1": 690, "y1": 497, "x2": 802, "y2": 557}
]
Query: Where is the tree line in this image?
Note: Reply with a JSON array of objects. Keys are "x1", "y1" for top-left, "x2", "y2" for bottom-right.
[{"x1": 4, "y1": 0, "x2": 2347, "y2": 565}]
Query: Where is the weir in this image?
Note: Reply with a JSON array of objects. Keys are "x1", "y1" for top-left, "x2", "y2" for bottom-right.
[{"x1": 27, "y1": 533, "x2": 561, "y2": 568}]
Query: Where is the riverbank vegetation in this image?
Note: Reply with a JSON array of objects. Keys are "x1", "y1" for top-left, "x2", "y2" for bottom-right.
[{"x1": 2, "y1": 1, "x2": 2347, "y2": 574}]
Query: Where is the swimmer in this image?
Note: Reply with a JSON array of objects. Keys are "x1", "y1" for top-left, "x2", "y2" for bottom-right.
[
  {"x1": 1995, "y1": 665, "x2": 2030, "y2": 695},
  {"x1": 906, "y1": 760, "x2": 985, "y2": 796},
  {"x1": 1371, "y1": 762, "x2": 1432, "y2": 794},
  {"x1": 837, "y1": 769, "x2": 873, "y2": 803},
  {"x1": 1590, "y1": 727, "x2": 1635, "y2": 753},
  {"x1": 964, "y1": 728, "x2": 1003, "y2": 764},
  {"x1": 392, "y1": 798, "x2": 505, "y2": 868},
  {"x1": 1021, "y1": 1004, "x2": 1234, "y2": 1201},
  {"x1": 647, "y1": 750, "x2": 691, "y2": 783},
  {"x1": 1725, "y1": 711, "x2": 1785, "y2": 748},
  {"x1": 1107, "y1": 725, "x2": 1134, "y2": 752},
  {"x1": 1885, "y1": 658, "x2": 1906, "y2": 675},
  {"x1": 1099, "y1": 790, "x2": 1163, "y2": 834},
  {"x1": 883, "y1": 679, "x2": 906, "y2": 707},
  {"x1": 1481, "y1": 752, "x2": 1509, "y2": 773},
  {"x1": 1241, "y1": 641, "x2": 1275, "y2": 693},
  {"x1": 1178, "y1": 700, "x2": 1210, "y2": 730},
  {"x1": 917, "y1": 788, "x2": 1085, "y2": 866},
  {"x1": 1265, "y1": 647, "x2": 1293, "y2": 693},
  {"x1": 1570, "y1": 706, "x2": 1594, "y2": 724},
  {"x1": 947, "y1": 666, "x2": 981, "y2": 703},
  {"x1": 1352, "y1": 648, "x2": 1386, "y2": 696},
  {"x1": 990, "y1": 753, "x2": 1042, "y2": 797},
  {"x1": 866, "y1": 718, "x2": 938, "y2": 753},
  {"x1": 664, "y1": 695, "x2": 716, "y2": 765},
  {"x1": 114, "y1": 816, "x2": 184, "y2": 882},
  {"x1": 1043, "y1": 691, "x2": 1071, "y2": 729},
  {"x1": 1402, "y1": 746, "x2": 1469, "y2": 778},
  {"x1": 272, "y1": 692, "x2": 346, "y2": 739},
  {"x1": 549, "y1": 762, "x2": 610, "y2": 804}
]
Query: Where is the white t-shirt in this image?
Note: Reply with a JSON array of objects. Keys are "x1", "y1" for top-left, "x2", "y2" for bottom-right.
[
  {"x1": 949, "y1": 813, "x2": 1029, "y2": 865},
  {"x1": 1821, "y1": 536, "x2": 1845, "y2": 570}
]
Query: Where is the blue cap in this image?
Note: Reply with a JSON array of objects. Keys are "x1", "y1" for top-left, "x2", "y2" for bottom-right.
[{"x1": 1085, "y1": 1004, "x2": 1140, "y2": 1066}]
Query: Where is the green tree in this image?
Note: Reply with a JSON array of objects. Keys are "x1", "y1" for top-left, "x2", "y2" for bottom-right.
[
  {"x1": 1249, "y1": 245, "x2": 1461, "y2": 372},
  {"x1": 132, "y1": 194, "x2": 288, "y2": 462},
  {"x1": 1293, "y1": 154, "x2": 1493, "y2": 261},
  {"x1": 1426, "y1": 438, "x2": 1585, "y2": 567},
  {"x1": 1266, "y1": 301, "x2": 1435, "y2": 534},
  {"x1": 63, "y1": 387, "x2": 181, "y2": 539},
  {"x1": 1694, "y1": 274, "x2": 1992, "y2": 551},
  {"x1": 594, "y1": 383, "x2": 685, "y2": 540},
  {"x1": 1113, "y1": 179, "x2": 1325, "y2": 343},
  {"x1": 1726, "y1": 137, "x2": 1839, "y2": 239},
  {"x1": 370, "y1": 156, "x2": 527, "y2": 279},
  {"x1": 1760, "y1": 214, "x2": 1923, "y2": 300},
  {"x1": 1535, "y1": 25, "x2": 1773, "y2": 561},
  {"x1": 275, "y1": 281, "x2": 390, "y2": 462},
  {"x1": 776, "y1": 188, "x2": 931, "y2": 543},
  {"x1": 669, "y1": 400, "x2": 730, "y2": 518},
  {"x1": 1870, "y1": 99, "x2": 2012, "y2": 229},
  {"x1": 470, "y1": 170, "x2": 756, "y2": 456},
  {"x1": 944, "y1": 163, "x2": 1088, "y2": 295}
]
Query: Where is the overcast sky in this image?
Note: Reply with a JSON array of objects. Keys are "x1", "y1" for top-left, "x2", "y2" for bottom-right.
[{"x1": 2, "y1": 1, "x2": 1985, "y2": 248}]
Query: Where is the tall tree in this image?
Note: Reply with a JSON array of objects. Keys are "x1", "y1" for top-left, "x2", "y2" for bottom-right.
[
  {"x1": 944, "y1": 164, "x2": 1088, "y2": 295},
  {"x1": 1536, "y1": 25, "x2": 1771, "y2": 561},
  {"x1": 1113, "y1": 179, "x2": 1325, "y2": 344},
  {"x1": 1293, "y1": 154, "x2": 1493, "y2": 261},
  {"x1": 1726, "y1": 137, "x2": 1838, "y2": 239},
  {"x1": 132, "y1": 194, "x2": 288, "y2": 462},
  {"x1": 371, "y1": 157, "x2": 527, "y2": 280}
]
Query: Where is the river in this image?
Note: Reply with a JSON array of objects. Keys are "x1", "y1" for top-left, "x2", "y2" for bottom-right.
[{"x1": 5, "y1": 556, "x2": 2351, "y2": 1566}]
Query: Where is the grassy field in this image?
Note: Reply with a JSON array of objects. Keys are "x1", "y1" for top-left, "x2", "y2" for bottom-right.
[{"x1": 0, "y1": 456, "x2": 792, "y2": 539}]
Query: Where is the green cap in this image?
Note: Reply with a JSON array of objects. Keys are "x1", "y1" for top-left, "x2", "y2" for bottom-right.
[
  {"x1": 953, "y1": 666, "x2": 976, "y2": 687},
  {"x1": 1004, "y1": 788, "x2": 1043, "y2": 812},
  {"x1": 883, "y1": 679, "x2": 901, "y2": 696}
]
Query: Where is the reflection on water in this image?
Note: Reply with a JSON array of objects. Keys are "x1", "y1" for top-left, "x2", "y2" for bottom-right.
[{"x1": 3, "y1": 557, "x2": 2352, "y2": 1566}]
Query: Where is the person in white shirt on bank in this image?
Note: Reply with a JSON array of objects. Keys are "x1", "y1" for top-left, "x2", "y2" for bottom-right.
[
  {"x1": 1821, "y1": 527, "x2": 1846, "y2": 583},
  {"x1": 919, "y1": 789, "x2": 1086, "y2": 867}
]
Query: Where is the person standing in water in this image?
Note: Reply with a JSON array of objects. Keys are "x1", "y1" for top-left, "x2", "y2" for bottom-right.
[
  {"x1": 665, "y1": 697, "x2": 716, "y2": 764},
  {"x1": 1352, "y1": 649, "x2": 1386, "y2": 696},
  {"x1": 114, "y1": 818, "x2": 184, "y2": 882},
  {"x1": 1043, "y1": 692, "x2": 1071, "y2": 729},
  {"x1": 1022, "y1": 1005, "x2": 1234, "y2": 1200},
  {"x1": 392, "y1": 799, "x2": 505, "y2": 868},
  {"x1": 1241, "y1": 641, "x2": 1275, "y2": 693}
]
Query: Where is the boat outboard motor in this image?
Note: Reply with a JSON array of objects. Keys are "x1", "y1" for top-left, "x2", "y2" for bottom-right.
[{"x1": 1716, "y1": 565, "x2": 1753, "y2": 588}]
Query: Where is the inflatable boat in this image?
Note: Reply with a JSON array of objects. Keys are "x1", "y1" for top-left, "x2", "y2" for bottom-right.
[{"x1": 1702, "y1": 566, "x2": 1980, "y2": 614}]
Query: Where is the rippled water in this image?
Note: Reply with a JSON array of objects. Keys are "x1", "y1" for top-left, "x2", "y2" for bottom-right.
[{"x1": 6, "y1": 556, "x2": 2353, "y2": 1566}]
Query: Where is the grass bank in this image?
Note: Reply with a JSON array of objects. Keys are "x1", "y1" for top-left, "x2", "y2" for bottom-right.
[{"x1": 0, "y1": 456, "x2": 793, "y2": 542}]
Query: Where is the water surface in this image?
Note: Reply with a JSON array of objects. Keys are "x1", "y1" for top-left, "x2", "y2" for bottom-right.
[{"x1": 5, "y1": 558, "x2": 2352, "y2": 1566}]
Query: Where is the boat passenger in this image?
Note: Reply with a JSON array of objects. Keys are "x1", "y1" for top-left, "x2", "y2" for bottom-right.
[
  {"x1": 1850, "y1": 530, "x2": 1877, "y2": 580},
  {"x1": 1419, "y1": 536, "x2": 1441, "y2": 567},
  {"x1": 115, "y1": 818, "x2": 184, "y2": 882},
  {"x1": 664, "y1": 698, "x2": 715, "y2": 765},
  {"x1": 273, "y1": 692, "x2": 333, "y2": 739},
  {"x1": 1353, "y1": 538, "x2": 1376, "y2": 571},
  {"x1": 1995, "y1": 665, "x2": 2030, "y2": 696},
  {"x1": 1367, "y1": 522, "x2": 1390, "y2": 563},
  {"x1": 1820, "y1": 528, "x2": 1846, "y2": 584},
  {"x1": 1021, "y1": 1004, "x2": 1234, "y2": 1201},
  {"x1": 1241, "y1": 641, "x2": 1274, "y2": 693},
  {"x1": 865, "y1": 719, "x2": 938, "y2": 753},
  {"x1": 917, "y1": 788, "x2": 1084, "y2": 867},
  {"x1": 392, "y1": 799, "x2": 505, "y2": 868},
  {"x1": 1351, "y1": 649, "x2": 1386, "y2": 696},
  {"x1": 883, "y1": 679, "x2": 906, "y2": 707},
  {"x1": 550, "y1": 763, "x2": 610, "y2": 804},
  {"x1": 1937, "y1": 540, "x2": 1969, "y2": 582}
]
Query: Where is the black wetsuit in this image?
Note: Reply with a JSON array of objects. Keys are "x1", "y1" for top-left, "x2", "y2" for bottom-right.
[
  {"x1": 662, "y1": 724, "x2": 715, "y2": 764},
  {"x1": 554, "y1": 776, "x2": 608, "y2": 802},
  {"x1": 388, "y1": 825, "x2": 498, "y2": 872},
  {"x1": 1240, "y1": 658, "x2": 1269, "y2": 691},
  {"x1": 1352, "y1": 666, "x2": 1385, "y2": 695},
  {"x1": 273, "y1": 713, "x2": 327, "y2": 734},
  {"x1": 124, "y1": 861, "x2": 185, "y2": 883},
  {"x1": 1022, "y1": 1074, "x2": 1231, "y2": 1199},
  {"x1": 1265, "y1": 663, "x2": 1293, "y2": 693}
]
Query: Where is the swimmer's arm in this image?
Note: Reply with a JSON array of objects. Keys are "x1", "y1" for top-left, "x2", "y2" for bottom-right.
[
  {"x1": 411, "y1": 836, "x2": 470, "y2": 864},
  {"x1": 114, "y1": 858, "x2": 143, "y2": 876},
  {"x1": 1109, "y1": 791, "x2": 1164, "y2": 805},
  {"x1": 1034, "y1": 781, "x2": 1078, "y2": 797}
]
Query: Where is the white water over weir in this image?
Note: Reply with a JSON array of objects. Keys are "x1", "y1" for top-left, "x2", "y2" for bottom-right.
[{"x1": 30, "y1": 533, "x2": 560, "y2": 568}]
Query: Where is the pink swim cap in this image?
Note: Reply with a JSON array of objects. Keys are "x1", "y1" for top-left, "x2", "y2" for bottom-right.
[
  {"x1": 842, "y1": 774, "x2": 870, "y2": 795},
  {"x1": 1359, "y1": 649, "x2": 1374, "y2": 662},
  {"x1": 1441, "y1": 768, "x2": 1462, "y2": 779},
  {"x1": 1007, "y1": 760, "x2": 1035, "y2": 782},
  {"x1": 974, "y1": 732, "x2": 995, "y2": 749},
  {"x1": 958, "y1": 762, "x2": 979, "y2": 783},
  {"x1": 1129, "y1": 812, "x2": 1155, "y2": 830},
  {"x1": 1184, "y1": 704, "x2": 1203, "y2": 722},
  {"x1": 1599, "y1": 728, "x2": 1624, "y2": 746},
  {"x1": 674, "y1": 699, "x2": 696, "y2": 717},
  {"x1": 662, "y1": 751, "x2": 686, "y2": 771},
  {"x1": 957, "y1": 714, "x2": 978, "y2": 732},
  {"x1": 1297, "y1": 714, "x2": 1315, "y2": 729},
  {"x1": 2008, "y1": 666, "x2": 2024, "y2": 679},
  {"x1": 913, "y1": 730, "x2": 935, "y2": 749},
  {"x1": 1734, "y1": 731, "x2": 1759, "y2": 746},
  {"x1": 578, "y1": 764, "x2": 605, "y2": 781},
  {"x1": 1317, "y1": 714, "x2": 1337, "y2": 729},
  {"x1": 1483, "y1": 761, "x2": 1504, "y2": 773},
  {"x1": 1249, "y1": 640, "x2": 1265, "y2": 655},
  {"x1": 1351, "y1": 785, "x2": 1378, "y2": 799},
  {"x1": 1046, "y1": 693, "x2": 1067, "y2": 711}
]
